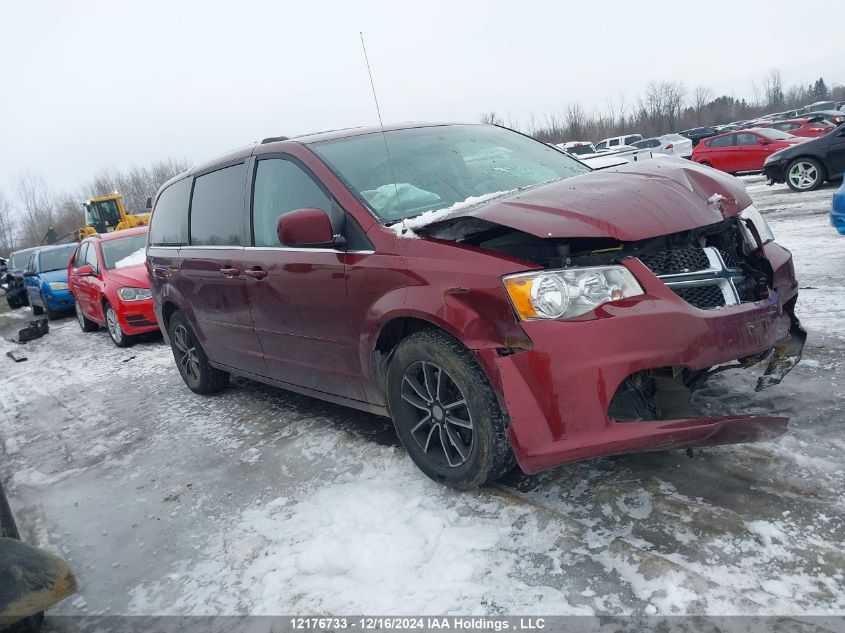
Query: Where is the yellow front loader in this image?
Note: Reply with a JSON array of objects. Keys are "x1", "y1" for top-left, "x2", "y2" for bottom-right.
[{"x1": 77, "y1": 193, "x2": 151, "y2": 240}]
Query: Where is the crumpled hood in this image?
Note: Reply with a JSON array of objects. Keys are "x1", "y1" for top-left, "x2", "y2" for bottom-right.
[
  {"x1": 107, "y1": 264, "x2": 150, "y2": 288},
  {"x1": 419, "y1": 158, "x2": 752, "y2": 242}
]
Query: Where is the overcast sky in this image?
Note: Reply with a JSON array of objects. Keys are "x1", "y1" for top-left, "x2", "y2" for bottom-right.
[{"x1": 1, "y1": 0, "x2": 841, "y2": 198}]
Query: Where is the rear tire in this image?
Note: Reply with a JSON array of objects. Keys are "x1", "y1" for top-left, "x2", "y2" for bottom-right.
[
  {"x1": 786, "y1": 158, "x2": 825, "y2": 192},
  {"x1": 75, "y1": 301, "x2": 98, "y2": 332},
  {"x1": 105, "y1": 304, "x2": 133, "y2": 347},
  {"x1": 168, "y1": 311, "x2": 229, "y2": 394},
  {"x1": 386, "y1": 329, "x2": 515, "y2": 489}
]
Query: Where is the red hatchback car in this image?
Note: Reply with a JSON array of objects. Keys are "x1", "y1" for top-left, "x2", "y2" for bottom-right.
[
  {"x1": 692, "y1": 128, "x2": 807, "y2": 173},
  {"x1": 148, "y1": 123, "x2": 804, "y2": 488},
  {"x1": 756, "y1": 116, "x2": 835, "y2": 138},
  {"x1": 68, "y1": 227, "x2": 160, "y2": 347}
]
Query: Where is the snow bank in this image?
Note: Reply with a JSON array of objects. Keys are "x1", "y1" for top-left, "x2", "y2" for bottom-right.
[{"x1": 115, "y1": 247, "x2": 146, "y2": 269}]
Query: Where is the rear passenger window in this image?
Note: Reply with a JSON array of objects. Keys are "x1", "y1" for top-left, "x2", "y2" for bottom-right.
[
  {"x1": 251, "y1": 159, "x2": 336, "y2": 247},
  {"x1": 190, "y1": 164, "x2": 246, "y2": 246},
  {"x1": 707, "y1": 135, "x2": 734, "y2": 148},
  {"x1": 150, "y1": 178, "x2": 191, "y2": 246},
  {"x1": 608, "y1": 138, "x2": 620, "y2": 147}
]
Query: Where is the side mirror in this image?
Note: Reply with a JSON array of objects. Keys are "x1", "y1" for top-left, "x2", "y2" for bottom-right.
[
  {"x1": 276, "y1": 208, "x2": 345, "y2": 248},
  {"x1": 75, "y1": 264, "x2": 95, "y2": 276},
  {"x1": 757, "y1": 138, "x2": 771, "y2": 145},
  {"x1": 23, "y1": 270, "x2": 37, "y2": 277}
]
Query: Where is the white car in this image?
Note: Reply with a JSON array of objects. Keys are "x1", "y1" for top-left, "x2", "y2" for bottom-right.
[
  {"x1": 632, "y1": 133, "x2": 693, "y2": 158},
  {"x1": 557, "y1": 141, "x2": 596, "y2": 156},
  {"x1": 595, "y1": 134, "x2": 643, "y2": 152}
]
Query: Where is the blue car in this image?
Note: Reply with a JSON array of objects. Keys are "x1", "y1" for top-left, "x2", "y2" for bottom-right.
[
  {"x1": 833, "y1": 180, "x2": 845, "y2": 235},
  {"x1": 23, "y1": 243, "x2": 78, "y2": 319}
]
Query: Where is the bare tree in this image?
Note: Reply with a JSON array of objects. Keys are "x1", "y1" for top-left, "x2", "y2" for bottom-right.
[
  {"x1": 16, "y1": 171, "x2": 57, "y2": 246},
  {"x1": 480, "y1": 112, "x2": 503, "y2": 126},
  {"x1": 764, "y1": 69, "x2": 785, "y2": 109},
  {"x1": 85, "y1": 158, "x2": 190, "y2": 213},
  {"x1": 692, "y1": 85, "x2": 713, "y2": 124},
  {"x1": 0, "y1": 192, "x2": 17, "y2": 254}
]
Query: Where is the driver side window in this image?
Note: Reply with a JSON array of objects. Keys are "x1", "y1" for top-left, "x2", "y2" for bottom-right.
[{"x1": 251, "y1": 159, "x2": 337, "y2": 247}]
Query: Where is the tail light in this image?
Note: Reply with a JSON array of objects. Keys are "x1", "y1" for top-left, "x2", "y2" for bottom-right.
[{"x1": 666, "y1": 143, "x2": 674, "y2": 150}]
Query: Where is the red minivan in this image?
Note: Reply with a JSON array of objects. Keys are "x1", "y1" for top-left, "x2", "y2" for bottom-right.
[{"x1": 147, "y1": 123, "x2": 804, "y2": 488}]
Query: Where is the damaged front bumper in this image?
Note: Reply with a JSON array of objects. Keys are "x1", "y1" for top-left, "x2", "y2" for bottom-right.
[{"x1": 477, "y1": 242, "x2": 804, "y2": 474}]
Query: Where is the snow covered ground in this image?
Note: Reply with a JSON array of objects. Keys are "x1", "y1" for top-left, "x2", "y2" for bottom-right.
[{"x1": 0, "y1": 176, "x2": 843, "y2": 619}]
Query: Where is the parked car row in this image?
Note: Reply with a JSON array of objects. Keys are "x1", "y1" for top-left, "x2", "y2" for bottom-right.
[{"x1": 5, "y1": 227, "x2": 158, "y2": 349}]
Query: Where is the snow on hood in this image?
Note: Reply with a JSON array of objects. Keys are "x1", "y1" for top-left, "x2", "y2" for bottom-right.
[
  {"x1": 387, "y1": 190, "x2": 513, "y2": 238},
  {"x1": 115, "y1": 247, "x2": 146, "y2": 269},
  {"x1": 416, "y1": 159, "x2": 752, "y2": 242}
]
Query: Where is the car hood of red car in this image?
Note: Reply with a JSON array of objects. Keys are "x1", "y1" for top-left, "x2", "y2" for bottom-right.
[
  {"x1": 417, "y1": 159, "x2": 754, "y2": 242},
  {"x1": 106, "y1": 264, "x2": 150, "y2": 288}
]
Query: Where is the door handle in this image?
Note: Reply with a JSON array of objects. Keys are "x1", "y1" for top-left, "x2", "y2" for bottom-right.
[
  {"x1": 219, "y1": 267, "x2": 241, "y2": 278},
  {"x1": 244, "y1": 267, "x2": 268, "y2": 280}
]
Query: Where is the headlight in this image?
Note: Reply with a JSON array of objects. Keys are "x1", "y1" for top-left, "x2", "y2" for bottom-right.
[
  {"x1": 503, "y1": 266, "x2": 644, "y2": 320},
  {"x1": 738, "y1": 205, "x2": 775, "y2": 247},
  {"x1": 48, "y1": 281, "x2": 68, "y2": 291},
  {"x1": 763, "y1": 152, "x2": 782, "y2": 166},
  {"x1": 117, "y1": 287, "x2": 152, "y2": 301}
]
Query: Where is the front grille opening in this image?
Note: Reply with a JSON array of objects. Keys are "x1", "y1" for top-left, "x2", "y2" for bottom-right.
[
  {"x1": 608, "y1": 367, "x2": 703, "y2": 422},
  {"x1": 672, "y1": 285, "x2": 726, "y2": 310},
  {"x1": 637, "y1": 246, "x2": 709, "y2": 276}
]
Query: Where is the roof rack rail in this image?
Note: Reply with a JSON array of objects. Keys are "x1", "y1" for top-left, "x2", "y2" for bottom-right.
[{"x1": 261, "y1": 136, "x2": 289, "y2": 144}]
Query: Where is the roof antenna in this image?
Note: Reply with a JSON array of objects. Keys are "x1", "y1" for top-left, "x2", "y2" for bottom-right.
[{"x1": 359, "y1": 32, "x2": 403, "y2": 226}]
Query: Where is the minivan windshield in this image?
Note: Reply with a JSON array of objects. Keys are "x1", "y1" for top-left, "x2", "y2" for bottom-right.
[
  {"x1": 38, "y1": 244, "x2": 76, "y2": 272},
  {"x1": 310, "y1": 124, "x2": 590, "y2": 222}
]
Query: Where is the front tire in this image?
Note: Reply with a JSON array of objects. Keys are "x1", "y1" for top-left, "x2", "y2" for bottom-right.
[
  {"x1": 105, "y1": 303, "x2": 133, "y2": 347},
  {"x1": 386, "y1": 329, "x2": 515, "y2": 489},
  {"x1": 168, "y1": 311, "x2": 229, "y2": 394},
  {"x1": 786, "y1": 158, "x2": 825, "y2": 192},
  {"x1": 43, "y1": 296, "x2": 59, "y2": 320}
]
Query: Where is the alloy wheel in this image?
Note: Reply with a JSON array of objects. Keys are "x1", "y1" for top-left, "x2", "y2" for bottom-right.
[
  {"x1": 400, "y1": 361, "x2": 473, "y2": 468},
  {"x1": 173, "y1": 323, "x2": 201, "y2": 384},
  {"x1": 106, "y1": 307, "x2": 123, "y2": 344},
  {"x1": 788, "y1": 161, "x2": 819, "y2": 190}
]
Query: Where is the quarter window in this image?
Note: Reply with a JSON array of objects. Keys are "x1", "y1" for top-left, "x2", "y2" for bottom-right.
[
  {"x1": 251, "y1": 159, "x2": 335, "y2": 247},
  {"x1": 150, "y1": 178, "x2": 191, "y2": 246},
  {"x1": 85, "y1": 243, "x2": 99, "y2": 272},
  {"x1": 190, "y1": 164, "x2": 246, "y2": 246},
  {"x1": 73, "y1": 243, "x2": 88, "y2": 268}
]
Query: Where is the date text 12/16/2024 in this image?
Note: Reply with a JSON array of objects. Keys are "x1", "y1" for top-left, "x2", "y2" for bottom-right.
[{"x1": 289, "y1": 617, "x2": 546, "y2": 630}]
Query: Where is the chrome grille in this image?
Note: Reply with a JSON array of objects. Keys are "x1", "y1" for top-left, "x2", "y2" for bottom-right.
[{"x1": 639, "y1": 246, "x2": 745, "y2": 310}]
